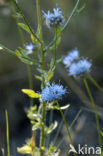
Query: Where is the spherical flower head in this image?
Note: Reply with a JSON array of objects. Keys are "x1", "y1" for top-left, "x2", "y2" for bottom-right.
[
  {"x1": 41, "y1": 83, "x2": 66, "y2": 102},
  {"x1": 68, "y1": 58, "x2": 92, "y2": 76},
  {"x1": 25, "y1": 43, "x2": 34, "y2": 55},
  {"x1": 63, "y1": 49, "x2": 79, "y2": 68},
  {"x1": 42, "y1": 7, "x2": 65, "y2": 28}
]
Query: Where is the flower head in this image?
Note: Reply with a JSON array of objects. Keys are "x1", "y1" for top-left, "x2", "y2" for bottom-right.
[
  {"x1": 41, "y1": 83, "x2": 66, "y2": 102},
  {"x1": 63, "y1": 49, "x2": 79, "y2": 68},
  {"x1": 68, "y1": 58, "x2": 92, "y2": 76},
  {"x1": 42, "y1": 7, "x2": 65, "y2": 28},
  {"x1": 25, "y1": 43, "x2": 34, "y2": 55}
]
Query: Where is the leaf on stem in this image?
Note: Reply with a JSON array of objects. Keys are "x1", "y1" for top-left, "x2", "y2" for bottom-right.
[
  {"x1": 45, "y1": 121, "x2": 58, "y2": 135},
  {"x1": 16, "y1": 50, "x2": 35, "y2": 65},
  {"x1": 34, "y1": 75, "x2": 42, "y2": 81},
  {"x1": 18, "y1": 23, "x2": 32, "y2": 34},
  {"x1": 47, "y1": 104, "x2": 70, "y2": 111},
  {"x1": 17, "y1": 145, "x2": 32, "y2": 154},
  {"x1": 22, "y1": 89, "x2": 41, "y2": 98}
]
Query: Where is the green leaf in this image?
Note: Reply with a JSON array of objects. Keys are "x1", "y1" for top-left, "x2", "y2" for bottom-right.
[
  {"x1": 28, "y1": 113, "x2": 41, "y2": 121},
  {"x1": 22, "y1": 89, "x2": 41, "y2": 98},
  {"x1": 0, "y1": 44, "x2": 16, "y2": 56},
  {"x1": 34, "y1": 75, "x2": 42, "y2": 81},
  {"x1": 32, "y1": 121, "x2": 41, "y2": 131},
  {"x1": 47, "y1": 104, "x2": 70, "y2": 111},
  {"x1": 100, "y1": 131, "x2": 103, "y2": 137},
  {"x1": 56, "y1": 57, "x2": 63, "y2": 64},
  {"x1": 47, "y1": 70, "x2": 54, "y2": 82},
  {"x1": 19, "y1": 57, "x2": 34, "y2": 65},
  {"x1": 17, "y1": 145, "x2": 32, "y2": 154},
  {"x1": 16, "y1": 50, "x2": 21, "y2": 57},
  {"x1": 18, "y1": 23, "x2": 32, "y2": 34},
  {"x1": 13, "y1": 12, "x2": 22, "y2": 19},
  {"x1": 36, "y1": 25, "x2": 41, "y2": 38},
  {"x1": 45, "y1": 121, "x2": 58, "y2": 135},
  {"x1": 76, "y1": 3, "x2": 86, "y2": 14},
  {"x1": 17, "y1": 143, "x2": 40, "y2": 155}
]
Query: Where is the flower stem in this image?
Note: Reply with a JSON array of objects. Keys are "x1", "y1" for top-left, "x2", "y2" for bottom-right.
[
  {"x1": 31, "y1": 131, "x2": 35, "y2": 156},
  {"x1": 27, "y1": 65, "x2": 34, "y2": 106},
  {"x1": 54, "y1": 28, "x2": 57, "y2": 66},
  {"x1": 36, "y1": 0, "x2": 46, "y2": 155},
  {"x1": 5, "y1": 110, "x2": 10, "y2": 156},
  {"x1": 83, "y1": 78, "x2": 102, "y2": 148},
  {"x1": 56, "y1": 100, "x2": 76, "y2": 156}
]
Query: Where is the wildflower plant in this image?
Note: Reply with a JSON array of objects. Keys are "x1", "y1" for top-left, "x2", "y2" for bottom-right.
[{"x1": 0, "y1": 0, "x2": 103, "y2": 156}]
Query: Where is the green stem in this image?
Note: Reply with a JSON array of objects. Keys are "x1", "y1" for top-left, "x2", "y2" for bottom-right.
[
  {"x1": 5, "y1": 110, "x2": 10, "y2": 156},
  {"x1": 56, "y1": 101, "x2": 76, "y2": 156},
  {"x1": 40, "y1": 101, "x2": 46, "y2": 156},
  {"x1": 83, "y1": 78, "x2": 102, "y2": 148},
  {"x1": 11, "y1": 3, "x2": 34, "y2": 106},
  {"x1": 56, "y1": 109, "x2": 82, "y2": 149},
  {"x1": 62, "y1": 0, "x2": 80, "y2": 31},
  {"x1": 12, "y1": 0, "x2": 42, "y2": 45},
  {"x1": 88, "y1": 75, "x2": 103, "y2": 92},
  {"x1": 46, "y1": 110, "x2": 53, "y2": 148},
  {"x1": 27, "y1": 65, "x2": 34, "y2": 106},
  {"x1": 36, "y1": 0, "x2": 46, "y2": 155},
  {"x1": 54, "y1": 28, "x2": 57, "y2": 66},
  {"x1": 31, "y1": 131, "x2": 35, "y2": 156},
  {"x1": 11, "y1": 3, "x2": 25, "y2": 44},
  {"x1": 53, "y1": 109, "x2": 68, "y2": 145}
]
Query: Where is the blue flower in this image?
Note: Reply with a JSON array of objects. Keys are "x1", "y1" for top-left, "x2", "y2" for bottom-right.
[
  {"x1": 41, "y1": 83, "x2": 66, "y2": 102},
  {"x1": 63, "y1": 49, "x2": 79, "y2": 68},
  {"x1": 68, "y1": 58, "x2": 92, "y2": 76},
  {"x1": 25, "y1": 43, "x2": 34, "y2": 55},
  {"x1": 42, "y1": 7, "x2": 65, "y2": 28}
]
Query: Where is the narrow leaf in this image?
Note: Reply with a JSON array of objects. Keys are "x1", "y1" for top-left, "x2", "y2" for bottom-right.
[
  {"x1": 22, "y1": 89, "x2": 41, "y2": 98},
  {"x1": 19, "y1": 57, "x2": 34, "y2": 65},
  {"x1": 34, "y1": 75, "x2": 42, "y2": 81},
  {"x1": 18, "y1": 23, "x2": 31, "y2": 34},
  {"x1": 0, "y1": 44, "x2": 16, "y2": 56}
]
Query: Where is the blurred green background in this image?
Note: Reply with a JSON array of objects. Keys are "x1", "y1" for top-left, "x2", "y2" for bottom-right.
[{"x1": 0, "y1": 0, "x2": 103, "y2": 155}]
